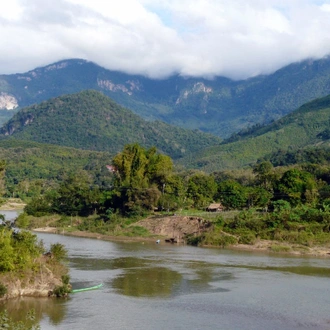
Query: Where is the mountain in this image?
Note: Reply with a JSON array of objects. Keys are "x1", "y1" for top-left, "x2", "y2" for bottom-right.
[
  {"x1": 178, "y1": 94, "x2": 330, "y2": 171},
  {"x1": 1, "y1": 57, "x2": 330, "y2": 137},
  {"x1": 0, "y1": 90, "x2": 221, "y2": 160}
]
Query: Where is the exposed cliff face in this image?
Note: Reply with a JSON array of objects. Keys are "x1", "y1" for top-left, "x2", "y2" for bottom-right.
[
  {"x1": 97, "y1": 78, "x2": 142, "y2": 95},
  {"x1": 136, "y1": 215, "x2": 211, "y2": 241},
  {"x1": 0, "y1": 93, "x2": 18, "y2": 110},
  {"x1": 0, "y1": 257, "x2": 67, "y2": 301}
]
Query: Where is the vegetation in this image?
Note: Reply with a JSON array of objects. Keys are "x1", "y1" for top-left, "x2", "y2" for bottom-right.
[
  {"x1": 0, "y1": 90, "x2": 221, "y2": 160},
  {"x1": 0, "y1": 309, "x2": 40, "y2": 330},
  {"x1": 1, "y1": 87, "x2": 330, "y2": 252},
  {"x1": 3, "y1": 57, "x2": 330, "y2": 138},
  {"x1": 178, "y1": 94, "x2": 330, "y2": 171},
  {"x1": 0, "y1": 222, "x2": 68, "y2": 276},
  {"x1": 9, "y1": 142, "x2": 326, "y2": 252},
  {"x1": 0, "y1": 139, "x2": 113, "y2": 200},
  {"x1": 0, "y1": 213, "x2": 69, "y2": 299}
]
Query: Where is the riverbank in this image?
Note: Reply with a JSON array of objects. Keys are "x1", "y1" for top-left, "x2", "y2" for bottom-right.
[
  {"x1": 0, "y1": 253, "x2": 69, "y2": 301},
  {"x1": 33, "y1": 226, "x2": 330, "y2": 258},
  {"x1": 0, "y1": 198, "x2": 26, "y2": 210}
]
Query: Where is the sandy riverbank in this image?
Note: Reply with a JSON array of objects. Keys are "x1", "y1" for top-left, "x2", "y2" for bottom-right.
[
  {"x1": 0, "y1": 198, "x2": 26, "y2": 210},
  {"x1": 33, "y1": 227, "x2": 161, "y2": 243},
  {"x1": 33, "y1": 227, "x2": 330, "y2": 257}
]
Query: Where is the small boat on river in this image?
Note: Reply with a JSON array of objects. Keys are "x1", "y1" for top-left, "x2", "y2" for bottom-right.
[{"x1": 71, "y1": 283, "x2": 103, "y2": 293}]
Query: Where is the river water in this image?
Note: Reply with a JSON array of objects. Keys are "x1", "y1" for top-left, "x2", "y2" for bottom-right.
[{"x1": 1, "y1": 214, "x2": 330, "y2": 329}]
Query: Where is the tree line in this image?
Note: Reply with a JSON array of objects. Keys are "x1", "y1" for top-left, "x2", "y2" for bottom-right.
[{"x1": 18, "y1": 143, "x2": 330, "y2": 219}]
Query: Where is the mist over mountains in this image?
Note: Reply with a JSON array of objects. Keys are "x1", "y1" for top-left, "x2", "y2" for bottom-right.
[{"x1": 1, "y1": 56, "x2": 330, "y2": 138}]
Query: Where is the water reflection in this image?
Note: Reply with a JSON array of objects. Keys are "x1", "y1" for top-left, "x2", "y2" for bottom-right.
[
  {"x1": 0, "y1": 296, "x2": 67, "y2": 326},
  {"x1": 111, "y1": 266, "x2": 182, "y2": 298},
  {"x1": 110, "y1": 261, "x2": 232, "y2": 298},
  {"x1": 3, "y1": 233, "x2": 330, "y2": 330},
  {"x1": 70, "y1": 256, "x2": 151, "y2": 271}
]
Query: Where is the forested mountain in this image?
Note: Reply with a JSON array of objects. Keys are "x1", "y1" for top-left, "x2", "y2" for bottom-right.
[
  {"x1": 0, "y1": 139, "x2": 113, "y2": 197},
  {"x1": 2, "y1": 57, "x2": 330, "y2": 137},
  {"x1": 179, "y1": 94, "x2": 330, "y2": 171},
  {"x1": 0, "y1": 90, "x2": 221, "y2": 159}
]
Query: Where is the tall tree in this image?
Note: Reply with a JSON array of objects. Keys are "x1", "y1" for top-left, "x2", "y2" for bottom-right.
[{"x1": 111, "y1": 144, "x2": 173, "y2": 214}]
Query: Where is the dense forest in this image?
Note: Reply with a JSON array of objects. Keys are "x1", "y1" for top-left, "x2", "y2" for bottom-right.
[
  {"x1": 0, "y1": 90, "x2": 221, "y2": 160},
  {"x1": 8, "y1": 142, "x2": 328, "y2": 249}
]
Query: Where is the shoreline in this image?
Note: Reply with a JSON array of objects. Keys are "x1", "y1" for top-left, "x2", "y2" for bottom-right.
[
  {"x1": 33, "y1": 227, "x2": 330, "y2": 258},
  {"x1": 0, "y1": 199, "x2": 26, "y2": 211}
]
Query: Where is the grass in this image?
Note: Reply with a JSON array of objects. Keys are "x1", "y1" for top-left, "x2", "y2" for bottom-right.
[{"x1": 270, "y1": 245, "x2": 291, "y2": 253}]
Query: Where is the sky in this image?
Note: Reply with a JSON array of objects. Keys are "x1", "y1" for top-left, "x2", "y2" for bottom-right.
[{"x1": 1, "y1": 0, "x2": 330, "y2": 80}]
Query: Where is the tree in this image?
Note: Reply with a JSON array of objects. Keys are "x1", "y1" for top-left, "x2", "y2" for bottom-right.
[
  {"x1": 53, "y1": 171, "x2": 100, "y2": 216},
  {"x1": 216, "y1": 180, "x2": 248, "y2": 210},
  {"x1": 187, "y1": 173, "x2": 217, "y2": 208},
  {"x1": 0, "y1": 160, "x2": 5, "y2": 197},
  {"x1": 111, "y1": 144, "x2": 173, "y2": 214},
  {"x1": 253, "y1": 161, "x2": 274, "y2": 190},
  {"x1": 274, "y1": 168, "x2": 318, "y2": 206}
]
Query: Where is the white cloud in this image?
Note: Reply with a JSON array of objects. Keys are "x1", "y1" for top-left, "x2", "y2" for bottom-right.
[{"x1": 0, "y1": 0, "x2": 330, "y2": 79}]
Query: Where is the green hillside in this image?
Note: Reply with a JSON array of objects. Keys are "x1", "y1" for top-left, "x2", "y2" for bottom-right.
[
  {"x1": 179, "y1": 95, "x2": 330, "y2": 171},
  {"x1": 0, "y1": 90, "x2": 221, "y2": 159},
  {"x1": 0, "y1": 139, "x2": 113, "y2": 195},
  {"x1": 2, "y1": 57, "x2": 330, "y2": 137}
]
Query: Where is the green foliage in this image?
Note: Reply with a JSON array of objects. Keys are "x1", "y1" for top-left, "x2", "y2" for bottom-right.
[
  {"x1": 53, "y1": 274, "x2": 71, "y2": 297},
  {"x1": 178, "y1": 94, "x2": 330, "y2": 171},
  {"x1": 0, "y1": 282, "x2": 7, "y2": 297},
  {"x1": 198, "y1": 229, "x2": 238, "y2": 247},
  {"x1": 110, "y1": 144, "x2": 173, "y2": 214},
  {"x1": 0, "y1": 139, "x2": 113, "y2": 198},
  {"x1": 0, "y1": 309, "x2": 40, "y2": 330},
  {"x1": 274, "y1": 168, "x2": 318, "y2": 206},
  {"x1": 0, "y1": 90, "x2": 221, "y2": 161},
  {"x1": 270, "y1": 245, "x2": 291, "y2": 253},
  {"x1": 0, "y1": 227, "x2": 44, "y2": 273},
  {"x1": 49, "y1": 243, "x2": 67, "y2": 262},
  {"x1": 217, "y1": 180, "x2": 248, "y2": 209},
  {"x1": 0, "y1": 228, "x2": 15, "y2": 271},
  {"x1": 53, "y1": 284, "x2": 71, "y2": 297},
  {"x1": 4, "y1": 57, "x2": 330, "y2": 140},
  {"x1": 53, "y1": 171, "x2": 100, "y2": 216},
  {"x1": 238, "y1": 232, "x2": 257, "y2": 245},
  {"x1": 187, "y1": 173, "x2": 217, "y2": 208},
  {"x1": 15, "y1": 213, "x2": 30, "y2": 229}
]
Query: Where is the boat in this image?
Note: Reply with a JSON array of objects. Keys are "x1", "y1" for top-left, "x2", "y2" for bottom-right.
[{"x1": 71, "y1": 283, "x2": 103, "y2": 293}]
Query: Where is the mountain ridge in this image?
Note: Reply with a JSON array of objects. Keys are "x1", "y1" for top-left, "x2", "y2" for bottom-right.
[
  {"x1": 0, "y1": 90, "x2": 221, "y2": 160},
  {"x1": 178, "y1": 94, "x2": 330, "y2": 171},
  {"x1": 1, "y1": 57, "x2": 330, "y2": 137}
]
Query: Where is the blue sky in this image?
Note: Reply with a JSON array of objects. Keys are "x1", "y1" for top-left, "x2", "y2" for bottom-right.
[{"x1": 1, "y1": 0, "x2": 330, "y2": 79}]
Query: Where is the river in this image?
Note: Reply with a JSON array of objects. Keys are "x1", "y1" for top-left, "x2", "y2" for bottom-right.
[{"x1": 1, "y1": 212, "x2": 330, "y2": 329}]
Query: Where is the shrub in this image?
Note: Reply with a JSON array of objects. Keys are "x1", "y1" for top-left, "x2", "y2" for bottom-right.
[
  {"x1": 201, "y1": 230, "x2": 238, "y2": 247},
  {"x1": 270, "y1": 245, "x2": 291, "y2": 252},
  {"x1": 15, "y1": 213, "x2": 30, "y2": 229},
  {"x1": 185, "y1": 234, "x2": 203, "y2": 246},
  {"x1": 50, "y1": 243, "x2": 67, "y2": 262},
  {"x1": 53, "y1": 284, "x2": 71, "y2": 297},
  {"x1": 0, "y1": 282, "x2": 7, "y2": 297},
  {"x1": 61, "y1": 274, "x2": 70, "y2": 285},
  {"x1": 238, "y1": 232, "x2": 256, "y2": 245}
]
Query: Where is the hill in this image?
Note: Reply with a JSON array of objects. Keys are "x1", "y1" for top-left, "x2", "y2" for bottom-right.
[
  {"x1": 2, "y1": 57, "x2": 330, "y2": 137},
  {"x1": 178, "y1": 94, "x2": 330, "y2": 171},
  {"x1": 0, "y1": 90, "x2": 221, "y2": 160},
  {"x1": 0, "y1": 139, "x2": 113, "y2": 195}
]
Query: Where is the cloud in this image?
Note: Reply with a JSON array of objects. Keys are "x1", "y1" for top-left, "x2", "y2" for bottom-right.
[{"x1": 1, "y1": 0, "x2": 330, "y2": 79}]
